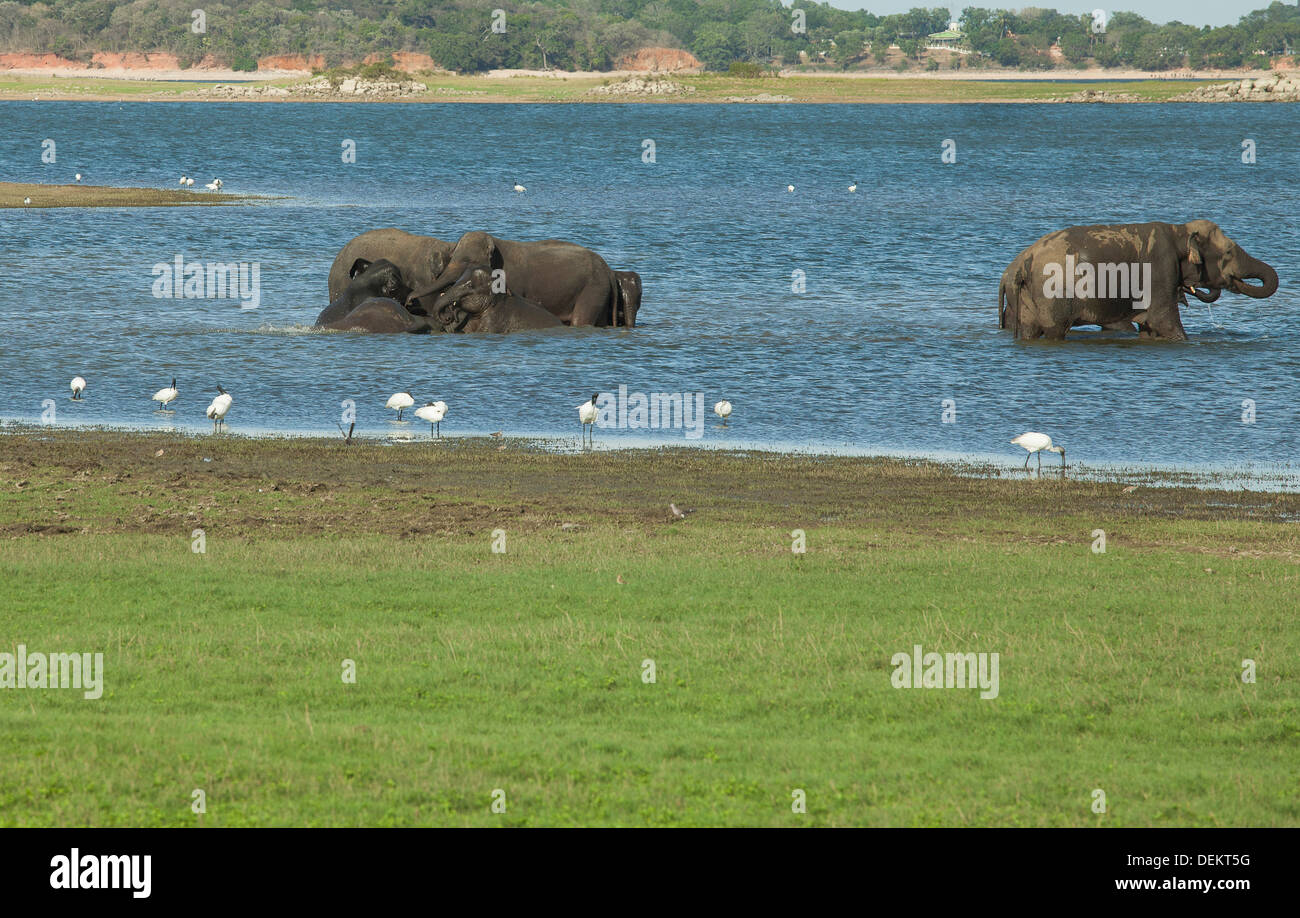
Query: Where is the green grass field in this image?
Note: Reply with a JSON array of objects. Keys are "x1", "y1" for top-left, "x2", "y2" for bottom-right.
[{"x1": 1, "y1": 431, "x2": 1296, "y2": 826}]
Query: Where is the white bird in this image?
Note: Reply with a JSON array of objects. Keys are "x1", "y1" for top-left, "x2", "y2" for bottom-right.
[
  {"x1": 848, "y1": 180, "x2": 858, "y2": 192},
  {"x1": 577, "y1": 393, "x2": 598, "y2": 447},
  {"x1": 152, "y1": 377, "x2": 178, "y2": 410},
  {"x1": 179, "y1": 175, "x2": 188, "y2": 186},
  {"x1": 69, "y1": 376, "x2": 86, "y2": 400},
  {"x1": 786, "y1": 184, "x2": 795, "y2": 192},
  {"x1": 1011, "y1": 431, "x2": 1066, "y2": 472},
  {"x1": 205, "y1": 386, "x2": 232, "y2": 431},
  {"x1": 75, "y1": 173, "x2": 82, "y2": 182},
  {"x1": 22, "y1": 197, "x2": 30, "y2": 205},
  {"x1": 714, "y1": 399, "x2": 732, "y2": 427},
  {"x1": 414, "y1": 400, "x2": 447, "y2": 437},
  {"x1": 205, "y1": 178, "x2": 223, "y2": 192},
  {"x1": 513, "y1": 181, "x2": 526, "y2": 193},
  {"x1": 386, "y1": 389, "x2": 415, "y2": 420},
  {"x1": 185, "y1": 177, "x2": 195, "y2": 186}
]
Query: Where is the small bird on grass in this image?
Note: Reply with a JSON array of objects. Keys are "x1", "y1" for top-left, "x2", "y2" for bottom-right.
[{"x1": 1011, "y1": 431, "x2": 1065, "y2": 473}]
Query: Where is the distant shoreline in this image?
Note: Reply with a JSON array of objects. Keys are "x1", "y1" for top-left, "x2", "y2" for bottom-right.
[{"x1": 0, "y1": 70, "x2": 1250, "y2": 104}]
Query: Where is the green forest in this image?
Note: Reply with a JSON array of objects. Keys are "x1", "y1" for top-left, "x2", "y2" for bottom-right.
[{"x1": 1, "y1": 0, "x2": 1298, "y2": 73}]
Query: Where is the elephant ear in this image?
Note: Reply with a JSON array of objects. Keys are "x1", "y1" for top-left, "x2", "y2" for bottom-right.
[
  {"x1": 349, "y1": 258, "x2": 373, "y2": 279},
  {"x1": 1186, "y1": 231, "x2": 1202, "y2": 266}
]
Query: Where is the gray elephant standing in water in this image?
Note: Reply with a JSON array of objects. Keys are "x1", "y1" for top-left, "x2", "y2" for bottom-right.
[{"x1": 1001, "y1": 220, "x2": 1276, "y2": 340}]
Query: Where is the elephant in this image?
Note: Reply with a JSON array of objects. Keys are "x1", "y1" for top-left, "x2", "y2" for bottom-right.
[
  {"x1": 1001, "y1": 220, "x2": 1277, "y2": 340},
  {"x1": 327, "y1": 228, "x2": 453, "y2": 305},
  {"x1": 428, "y1": 267, "x2": 565, "y2": 333},
  {"x1": 315, "y1": 258, "x2": 414, "y2": 327},
  {"x1": 1001, "y1": 247, "x2": 1147, "y2": 334},
  {"x1": 406, "y1": 231, "x2": 623, "y2": 327},
  {"x1": 614, "y1": 270, "x2": 643, "y2": 328},
  {"x1": 319, "y1": 297, "x2": 434, "y2": 334}
]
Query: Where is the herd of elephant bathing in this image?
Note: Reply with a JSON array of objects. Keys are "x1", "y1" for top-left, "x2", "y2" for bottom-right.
[
  {"x1": 315, "y1": 228, "x2": 641, "y2": 334},
  {"x1": 314, "y1": 219, "x2": 1279, "y2": 340}
]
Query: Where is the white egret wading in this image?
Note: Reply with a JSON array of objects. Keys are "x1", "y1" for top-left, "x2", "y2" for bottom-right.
[
  {"x1": 206, "y1": 386, "x2": 233, "y2": 431},
  {"x1": 152, "y1": 378, "x2": 178, "y2": 410},
  {"x1": 386, "y1": 390, "x2": 415, "y2": 420},
  {"x1": 69, "y1": 376, "x2": 86, "y2": 400},
  {"x1": 1011, "y1": 431, "x2": 1066, "y2": 472},
  {"x1": 577, "y1": 394, "x2": 598, "y2": 447},
  {"x1": 714, "y1": 399, "x2": 732, "y2": 427},
  {"x1": 414, "y1": 400, "x2": 448, "y2": 438}
]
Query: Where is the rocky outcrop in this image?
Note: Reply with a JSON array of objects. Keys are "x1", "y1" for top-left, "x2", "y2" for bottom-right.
[
  {"x1": 721, "y1": 92, "x2": 793, "y2": 103},
  {"x1": 1170, "y1": 70, "x2": 1300, "y2": 102},
  {"x1": 196, "y1": 76, "x2": 429, "y2": 99},
  {"x1": 1045, "y1": 89, "x2": 1142, "y2": 103},
  {"x1": 618, "y1": 47, "x2": 702, "y2": 72},
  {"x1": 587, "y1": 76, "x2": 696, "y2": 96}
]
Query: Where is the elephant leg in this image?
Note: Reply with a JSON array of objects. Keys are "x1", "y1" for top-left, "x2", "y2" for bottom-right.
[
  {"x1": 1042, "y1": 317, "x2": 1071, "y2": 340},
  {"x1": 568, "y1": 279, "x2": 617, "y2": 327},
  {"x1": 1144, "y1": 302, "x2": 1188, "y2": 341}
]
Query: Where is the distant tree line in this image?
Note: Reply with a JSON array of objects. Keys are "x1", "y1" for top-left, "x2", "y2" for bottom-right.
[{"x1": 0, "y1": 1, "x2": 1297, "y2": 73}]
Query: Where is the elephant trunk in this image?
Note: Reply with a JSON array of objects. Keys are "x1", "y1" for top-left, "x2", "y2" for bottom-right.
[
  {"x1": 1231, "y1": 253, "x2": 1278, "y2": 299},
  {"x1": 1185, "y1": 285, "x2": 1221, "y2": 303}
]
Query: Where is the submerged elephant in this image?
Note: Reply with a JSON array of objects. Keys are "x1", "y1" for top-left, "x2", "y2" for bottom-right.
[
  {"x1": 320, "y1": 297, "x2": 434, "y2": 333},
  {"x1": 429, "y1": 268, "x2": 564, "y2": 333},
  {"x1": 1001, "y1": 220, "x2": 1277, "y2": 340},
  {"x1": 315, "y1": 258, "x2": 414, "y2": 327},
  {"x1": 406, "y1": 231, "x2": 624, "y2": 327},
  {"x1": 327, "y1": 228, "x2": 453, "y2": 304}
]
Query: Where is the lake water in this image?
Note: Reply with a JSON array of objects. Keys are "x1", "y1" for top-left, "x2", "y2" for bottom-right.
[{"x1": 2, "y1": 101, "x2": 1298, "y2": 471}]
